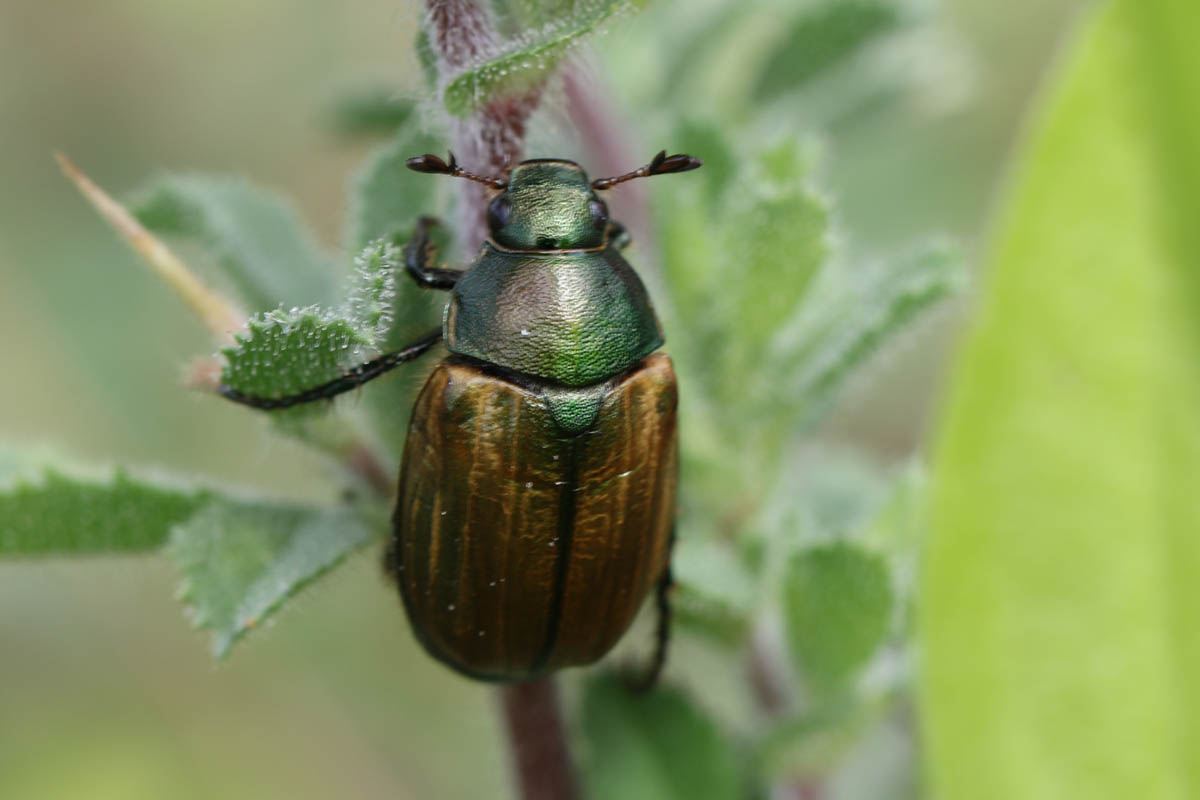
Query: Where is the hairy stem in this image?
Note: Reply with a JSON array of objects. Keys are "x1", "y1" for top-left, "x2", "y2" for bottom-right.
[
  {"x1": 499, "y1": 679, "x2": 582, "y2": 800},
  {"x1": 426, "y1": 0, "x2": 544, "y2": 252}
]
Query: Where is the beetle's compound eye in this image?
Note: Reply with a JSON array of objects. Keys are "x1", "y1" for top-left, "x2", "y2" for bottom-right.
[
  {"x1": 588, "y1": 198, "x2": 609, "y2": 229},
  {"x1": 487, "y1": 195, "x2": 512, "y2": 232}
]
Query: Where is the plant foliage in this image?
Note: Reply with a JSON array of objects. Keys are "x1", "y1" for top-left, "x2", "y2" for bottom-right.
[
  {"x1": 923, "y1": 1, "x2": 1200, "y2": 798},
  {"x1": 27, "y1": 0, "x2": 970, "y2": 795}
]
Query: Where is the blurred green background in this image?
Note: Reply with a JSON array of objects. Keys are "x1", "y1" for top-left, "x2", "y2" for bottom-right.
[{"x1": 0, "y1": 0, "x2": 1081, "y2": 797}]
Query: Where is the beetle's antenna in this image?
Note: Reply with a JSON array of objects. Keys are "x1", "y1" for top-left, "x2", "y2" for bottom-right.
[
  {"x1": 406, "y1": 152, "x2": 508, "y2": 190},
  {"x1": 591, "y1": 151, "x2": 702, "y2": 190}
]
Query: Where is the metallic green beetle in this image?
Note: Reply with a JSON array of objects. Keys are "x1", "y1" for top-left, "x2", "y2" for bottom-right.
[{"x1": 219, "y1": 150, "x2": 701, "y2": 684}]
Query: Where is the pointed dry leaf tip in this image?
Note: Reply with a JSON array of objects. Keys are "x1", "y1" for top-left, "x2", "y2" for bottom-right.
[
  {"x1": 55, "y1": 152, "x2": 245, "y2": 344},
  {"x1": 183, "y1": 357, "x2": 223, "y2": 393},
  {"x1": 591, "y1": 151, "x2": 703, "y2": 190}
]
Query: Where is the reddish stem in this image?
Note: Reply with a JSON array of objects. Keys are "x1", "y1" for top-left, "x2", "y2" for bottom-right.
[
  {"x1": 499, "y1": 679, "x2": 582, "y2": 800},
  {"x1": 748, "y1": 624, "x2": 825, "y2": 800}
]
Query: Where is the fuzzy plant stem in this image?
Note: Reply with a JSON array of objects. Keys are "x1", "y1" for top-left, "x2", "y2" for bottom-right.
[
  {"x1": 500, "y1": 679, "x2": 582, "y2": 800},
  {"x1": 423, "y1": 5, "x2": 578, "y2": 799},
  {"x1": 427, "y1": 0, "x2": 544, "y2": 252}
]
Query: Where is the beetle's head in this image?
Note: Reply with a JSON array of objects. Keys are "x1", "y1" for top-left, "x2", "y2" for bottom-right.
[
  {"x1": 488, "y1": 160, "x2": 607, "y2": 251},
  {"x1": 406, "y1": 150, "x2": 701, "y2": 252}
]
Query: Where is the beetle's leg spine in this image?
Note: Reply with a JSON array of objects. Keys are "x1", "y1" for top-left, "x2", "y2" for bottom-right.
[
  {"x1": 404, "y1": 216, "x2": 462, "y2": 291},
  {"x1": 217, "y1": 327, "x2": 443, "y2": 410}
]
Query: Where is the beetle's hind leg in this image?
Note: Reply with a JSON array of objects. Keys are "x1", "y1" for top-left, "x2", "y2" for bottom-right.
[
  {"x1": 405, "y1": 216, "x2": 464, "y2": 290},
  {"x1": 218, "y1": 327, "x2": 443, "y2": 410},
  {"x1": 625, "y1": 533, "x2": 675, "y2": 693}
]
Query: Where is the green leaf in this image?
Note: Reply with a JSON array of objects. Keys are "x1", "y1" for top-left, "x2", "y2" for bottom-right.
[
  {"x1": 581, "y1": 673, "x2": 742, "y2": 800},
  {"x1": 347, "y1": 125, "x2": 444, "y2": 251},
  {"x1": 778, "y1": 449, "x2": 892, "y2": 546},
  {"x1": 167, "y1": 498, "x2": 375, "y2": 658},
  {"x1": 672, "y1": 118, "x2": 737, "y2": 208},
  {"x1": 783, "y1": 542, "x2": 892, "y2": 695},
  {"x1": 753, "y1": 1, "x2": 902, "y2": 103},
  {"x1": 922, "y1": 1, "x2": 1200, "y2": 798},
  {"x1": 756, "y1": 700, "x2": 885, "y2": 781},
  {"x1": 219, "y1": 307, "x2": 371, "y2": 417},
  {"x1": 442, "y1": 0, "x2": 630, "y2": 117},
  {"x1": 777, "y1": 241, "x2": 965, "y2": 429},
  {"x1": 345, "y1": 239, "x2": 402, "y2": 347},
  {"x1": 721, "y1": 143, "x2": 829, "y2": 371},
  {"x1": 0, "y1": 453, "x2": 207, "y2": 555},
  {"x1": 328, "y1": 87, "x2": 415, "y2": 136},
  {"x1": 671, "y1": 538, "x2": 755, "y2": 645},
  {"x1": 131, "y1": 176, "x2": 336, "y2": 311}
]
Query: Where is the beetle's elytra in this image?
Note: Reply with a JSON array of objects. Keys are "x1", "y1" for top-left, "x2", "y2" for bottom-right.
[{"x1": 219, "y1": 150, "x2": 701, "y2": 685}]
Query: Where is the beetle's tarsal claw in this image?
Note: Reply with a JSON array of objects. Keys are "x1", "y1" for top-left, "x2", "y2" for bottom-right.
[{"x1": 658, "y1": 154, "x2": 702, "y2": 173}]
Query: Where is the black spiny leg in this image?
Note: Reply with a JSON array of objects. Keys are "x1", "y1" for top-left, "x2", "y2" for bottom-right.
[
  {"x1": 626, "y1": 531, "x2": 675, "y2": 693},
  {"x1": 219, "y1": 328, "x2": 443, "y2": 410},
  {"x1": 405, "y1": 217, "x2": 463, "y2": 290}
]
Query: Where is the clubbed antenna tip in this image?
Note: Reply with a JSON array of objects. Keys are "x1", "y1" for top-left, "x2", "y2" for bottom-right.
[
  {"x1": 406, "y1": 152, "x2": 508, "y2": 190},
  {"x1": 591, "y1": 150, "x2": 703, "y2": 190}
]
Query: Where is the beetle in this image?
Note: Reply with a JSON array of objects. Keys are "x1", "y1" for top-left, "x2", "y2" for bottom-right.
[{"x1": 218, "y1": 150, "x2": 701, "y2": 685}]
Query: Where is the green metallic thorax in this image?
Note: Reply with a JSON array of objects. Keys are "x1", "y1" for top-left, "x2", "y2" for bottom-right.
[{"x1": 444, "y1": 243, "x2": 664, "y2": 388}]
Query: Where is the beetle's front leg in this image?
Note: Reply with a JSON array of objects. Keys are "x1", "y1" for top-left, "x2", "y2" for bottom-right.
[
  {"x1": 405, "y1": 216, "x2": 463, "y2": 290},
  {"x1": 218, "y1": 328, "x2": 443, "y2": 410},
  {"x1": 607, "y1": 220, "x2": 632, "y2": 251}
]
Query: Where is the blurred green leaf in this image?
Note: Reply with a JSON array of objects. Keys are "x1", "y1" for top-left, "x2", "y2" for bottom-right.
[
  {"x1": 673, "y1": 119, "x2": 737, "y2": 207},
  {"x1": 756, "y1": 699, "x2": 884, "y2": 781},
  {"x1": 581, "y1": 673, "x2": 742, "y2": 800},
  {"x1": 783, "y1": 542, "x2": 892, "y2": 695},
  {"x1": 672, "y1": 538, "x2": 755, "y2": 645},
  {"x1": 721, "y1": 145, "x2": 829, "y2": 376},
  {"x1": 131, "y1": 176, "x2": 336, "y2": 311},
  {"x1": 775, "y1": 450, "x2": 892, "y2": 547},
  {"x1": 656, "y1": 138, "x2": 826, "y2": 428},
  {"x1": 442, "y1": 0, "x2": 630, "y2": 117},
  {"x1": 922, "y1": 1, "x2": 1200, "y2": 798},
  {"x1": 348, "y1": 125, "x2": 444, "y2": 251},
  {"x1": 0, "y1": 452, "x2": 207, "y2": 556},
  {"x1": 329, "y1": 88, "x2": 415, "y2": 136},
  {"x1": 659, "y1": 3, "x2": 746, "y2": 106},
  {"x1": 219, "y1": 307, "x2": 371, "y2": 418},
  {"x1": 753, "y1": 1, "x2": 902, "y2": 103},
  {"x1": 168, "y1": 498, "x2": 375, "y2": 658},
  {"x1": 777, "y1": 242, "x2": 965, "y2": 429}
]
